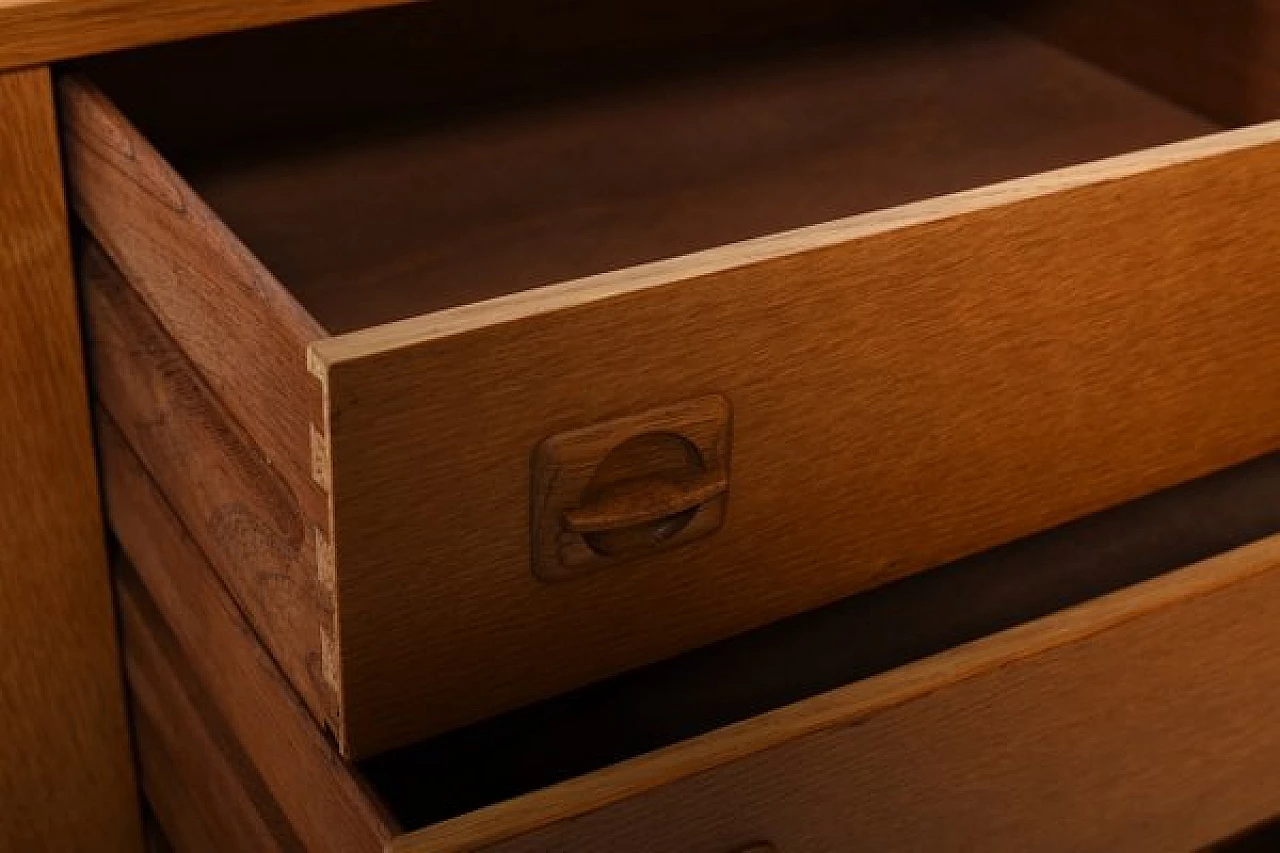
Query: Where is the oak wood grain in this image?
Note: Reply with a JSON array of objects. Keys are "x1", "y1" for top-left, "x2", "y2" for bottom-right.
[
  {"x1": 83, "y1": 242, "x2": 336, "y2": 731},
  {"x1": 364, "y1": 445, "x2": 1280, "y2": 831},
  {"x1": 402, "y1": 534, "x2": 1280, "y2": 851},
  {"x1": 0, "y1": 65, "x2": 140, "y2": 852},
  {"x1": 313, "y1": 120, "x2": 1280, "y2": 755},
  {"x1": 61, "y1": 75, "x2": 328, "y2": 525},
  {"x1": 122, "y1": 571, "x2": 303, "y2": 853},
  {"x1": 98, "y1": 414, "x2": 394, "y2": 853}
]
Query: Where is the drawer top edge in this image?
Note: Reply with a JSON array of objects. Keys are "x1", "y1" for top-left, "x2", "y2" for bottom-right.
[{"x1": 309, "y1": 118, "x2": 1280, "y2": 371}]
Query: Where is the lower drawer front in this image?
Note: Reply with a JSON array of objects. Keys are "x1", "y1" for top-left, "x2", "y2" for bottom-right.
[
  {"x1": 480, "y1": 545, "x2": 1280, "y2": 853},
  {"x1": 109, "y1": 403, "x2": 1280, "y2": 852}
]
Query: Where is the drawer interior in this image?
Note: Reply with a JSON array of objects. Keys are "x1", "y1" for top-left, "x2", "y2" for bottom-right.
[
  {"x1": 77, "y1": 0, "x2": 1235, "y2": 333},
  {"x1": 353, "y1": 446, "x2": 1280, "y2": 831}
]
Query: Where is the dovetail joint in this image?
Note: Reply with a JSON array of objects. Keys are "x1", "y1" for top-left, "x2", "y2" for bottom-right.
[
  {"x1": 309, "y1": 422, "x2": 332, "y2": 493},
  {"x1": 315, "y1": 527, "x2": 336, "y2": 597},
  {"x1": 320, "y1": 626, "x2": 341, "y2": 696}
]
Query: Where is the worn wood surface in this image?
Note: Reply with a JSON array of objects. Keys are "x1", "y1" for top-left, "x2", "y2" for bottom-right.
[
  {"x1": 0, "y1": 65, "x2": 140, "y2": 852},
  {"x1": 312, "y1": 120, "x2": 1280, "y2": 755},
  {"x1": 99, "y1": 415, "x2": 395, "y2": 853},
  {"x1": 399, "y1": 534, "x2": 1280, "y2": 851},
  {"x1": 1006, "y1": 0, "x2": 1280, "y2": 127},
  {"x1": 61, "y1": 75, "x2": 328, "y2": 526},
  {"x1": 122, "y1": 571, "x2": 303, "y2": 853},
  {"x1": 103, "y1": 391, "x2": 1280, "y2": 851},
  {"x1": 83, "y1": 243, "x2": 336, "y2": 731},
  {"x1": 0, "y1": 0, "x2": 422, "y2": 71}
]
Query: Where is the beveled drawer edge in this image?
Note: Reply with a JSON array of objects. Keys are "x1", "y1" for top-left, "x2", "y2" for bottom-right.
[
  {"x1": 395, "y1": 531, "x2": 1280, "y2": 851},
  {"x1": 310, "y1": 118, "x2": 1280, "y2": 366}
]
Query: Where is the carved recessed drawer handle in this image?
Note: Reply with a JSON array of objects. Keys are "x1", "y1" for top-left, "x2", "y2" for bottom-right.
[
  {"x1": 532, "y1": 395, "x2": 732, "y2": 582},
  {"x1": 731, "y1": 844, "x2": 777, "y2": 853},
  {"x1": 563, "y1": 470, "x2": 728, "y2": 534}
]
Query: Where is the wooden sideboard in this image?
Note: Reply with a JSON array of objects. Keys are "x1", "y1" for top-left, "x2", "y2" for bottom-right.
[
  {"x1": 0, "y1": 4, "x2": 413, "y2": 850},
  {"x1": 12, "y1": 2, "x2": 1280, "y2": 850}
]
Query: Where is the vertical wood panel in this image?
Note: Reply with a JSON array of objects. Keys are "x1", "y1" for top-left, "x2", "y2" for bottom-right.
[{"x1": 0, "y1": 65, "x2": 140, "y2": 851}]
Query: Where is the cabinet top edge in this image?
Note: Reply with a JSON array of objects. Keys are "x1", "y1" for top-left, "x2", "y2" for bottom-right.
[{"x1": 0, "y1": 0, "x2": 420, "y2": 71}]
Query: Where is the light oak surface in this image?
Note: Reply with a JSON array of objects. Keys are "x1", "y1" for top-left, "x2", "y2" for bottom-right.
[
  {"x1": 110, "y1": 417, "x2": 1280, "y2": 852},
  {"x1": 1008, "y1": 0, "x2": 1280, "y2": 126},
  {"x1": 315, "y1": 122, "x2": 1280, "y2": 754},
  {"x1": 0, "y1": 65, "x2": 140, "y2": 852}
]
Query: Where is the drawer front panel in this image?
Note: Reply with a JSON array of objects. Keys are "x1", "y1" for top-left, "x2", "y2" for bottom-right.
[
  {"x1": 314, "y1": 124, "x2": 1280, "y2": 754},
  {"x1": 417, "y1": 536, "x2": 1280, "y2": 852}
]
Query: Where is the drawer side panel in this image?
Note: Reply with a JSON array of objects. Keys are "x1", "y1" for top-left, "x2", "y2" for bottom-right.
[
  {"x1": 61, "y1": 76, "x2": 328, "y2": 527},
  {"x1": 84, "y1": 245, "x2": 339, "y2": 727},
  {"x1": 99, "y1": 417, "x2": 394, "y2": 853}
]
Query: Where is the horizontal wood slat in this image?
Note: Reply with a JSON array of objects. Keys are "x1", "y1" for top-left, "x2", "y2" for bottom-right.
[
  {"x1": 98, "y1": 415, "x2": 394, "y2": 853},
  {"x1": 83, "y1": 243, "x2": 336, "y2": 730},
  {"x1": 121, "y1": 574, "x2": 303, "y2": 853}
]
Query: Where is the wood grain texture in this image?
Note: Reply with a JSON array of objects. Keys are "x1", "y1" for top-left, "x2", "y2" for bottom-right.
[
  {"x1": 169, "y1": 16, "x2": 1216, "y2": 332},
  {"x1": 364, "y1": 445, "x2": 1280, "y2": 832},
  {"x1": 0, "y1": 0, "x2": 422, "y2": 71},
  {"x1": 0, "y1": 65, "x2": 140, "y2": 852},
  {"x1": 122, "y1": 570, "x2": 303, "y2": 853},
  {"x1": 98, "y1": 415, "x2": 394, "y2": 853},
  {"x1": 313, "y1": 121, "x2": 1280, "y2": 755},
  {"x1": 396, "y1": 533, "x2": 1280, "y2": 851},
  {"x1": 106, "y1": 399, "x2": 1280, "y2": 851},
  {"x1": 61, "y1": 75, "x2": 328, "y2": 526},
  {"x1": 1005, "y1": 0, "x2": 1280, "y2": 126},
  {"x1": 83, "y1": 243, "x2": 336, "y2": 730}
]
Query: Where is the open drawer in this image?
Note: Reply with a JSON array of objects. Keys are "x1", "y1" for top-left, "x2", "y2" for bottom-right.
[
  {"x1": 108, "y1": 394, "x2": 1280, "y2": 852},
  {"x1": 67, "y1": 0, "x2": 1280, "y2": 756}
]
